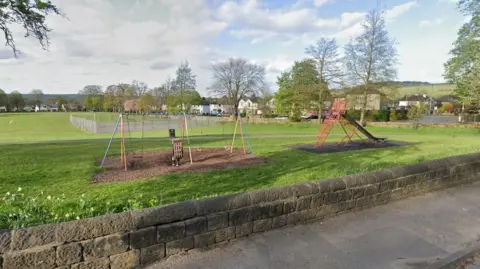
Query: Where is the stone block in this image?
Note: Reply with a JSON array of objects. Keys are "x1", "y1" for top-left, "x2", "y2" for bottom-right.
[
  {"x1": 11, "y1": 224, "x2": 56, "y2": 251},
  {"x1": 157, "y1": 222, "x2": 185, "y2": 243},
  {"x1": 336, "y1": 190, "x2": 351, "y2": 203},
  {"x1": 372, "y1": 170, "x2": 394, "y2": 184},
  {"x1": 272, "y1": 215, "x2": 287, "y2": 228},
  {"x1": 132, "y1": 200, "x2": 197, "y2": 228},
  {"x1": 235, "y1": 223, "x2": 253, "y2": 238},
  {"x1": 283, "y1": 200, "x2": 296, "y2": 214},
  {"x1": 253, "y1": 219, "x2": 272, "y2": 233},
  {"x1": 269, "y1": 202, "x2": 284, "y2": 218},
  {"x1": 351, "y1": 188, "x2": 365, "y2": 199},
  {"x1": 229, "y1": 207, "x2": 252, "y2": 226},
  {"x1": 345, "y1": 200, "x2": 356, "y2": 211},
  {"x1": 341, "y1": 175, "x2": 358, "y2": 188},
  {"x1": 291, "y1": 183, "x2": 314, "y2": 197},
  {"x1": 287, "y1": 212, "x2": 302, "y2": 225},
  {"x1": 312, "y1": 194, "x2": 326, "y2": 207},
  {"x1": 140, "y1": 244, "x2": 165, "y2": 265},
  {"x1": 56, "y1": 243, "x2": 82, "y2": 266},
  {"x1": 364, "y1": 185, "x2": 379, "y2": 197},
  {"x1": 193, "y1": 232, "x2": 215, "y2": 248},
  {"x1": 251, "y1": 205, "x2": 263, "y2": 221},
  {"x1": 353, "y1": 172, "x2": 377, "y2": 186},
  {"x1": 302, "y1": 209, "x2": 317, "y2": 221},
  {"x1": 296, "y1": 196, "x2": 312, "y2": 211},
  {"x1": 82, "y1": 233, "x2": 129, "y2": 261},
  {"x1": 0, "y1": 230, "x2": 11, "y2": 254},
  {"x1": 71, "y1": 258, "x2": 109, "y2": 269},
  {"x1": 329, "y1": 178, "x2": 347, "y2": 192},
  {"x1": 109, "y1": 250, "x2": 139, "y2": 269},
  {"x1": 3, "y1": 246, "x2": 56, "y2": 269},
  {"x1": 56, "y1": 218, "x2": 104, "y2": 243},
  {"x1": 130, "y1": 226, "x2": 156, "y2": 249},
  {"x1": 207, "y1": 212, "x2": 228, "y2": 231},
  {"x1": 329, "y1": 202, "x2": 346, "y2": 214},
  {"x1": 185, "y1": 217, "x2": 207, "y2": 236},
  {"x1": 215, "y1": 227, "x2": 235, "y2": 243},
  {"x1": 165, "y1": 237, "x2": 194, "y2": 256},
  {"x1": 356, "y1": 198, "x2": 367, "y2": 208},
  {"x1": 249, "y1": 186, "x2": 292, "y2": 204},
  {"x1": 197, "y1": 193, "x2": 252, "y2": 216},
  {"x1": 99, "y1": 212, "x2": 134, "y2": 236},
  {"x1": 316, "y1": 206, "x2": 328, "y2": 219},
  {"x1": 326, "y1": 192, "x2": 338, "y2": 205},
  {"x1": 259, "y1": 203, "x2": 271, "y2": 219}
]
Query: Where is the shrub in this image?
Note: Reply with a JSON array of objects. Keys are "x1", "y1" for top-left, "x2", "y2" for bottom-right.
[
  {"x1": 438, "y1": 103, "x2": 455, "y2": 114},
  {"x1": 389, "y1": 110, "x2": 398, "y2": 121},
  {"x1": 374, "y1": 110, "x2": 390, "y2": 122}
]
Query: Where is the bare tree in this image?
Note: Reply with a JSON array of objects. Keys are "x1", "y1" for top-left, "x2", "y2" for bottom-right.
[
  {"x1": 344, "y1": 7, "x2": 398, "y2": 125},
  {"x1": 131, "y1": 80, "x2": 149, "y2": 96},
  {"x1": 209, "y1": 58, "x2": 266, "y2": 117},
  {"x1": 305, "y1": 38, "x2": 343, "y2": 85},
  {"x1": 29, "y1": 89, "x2": 44, "y2": 105}
]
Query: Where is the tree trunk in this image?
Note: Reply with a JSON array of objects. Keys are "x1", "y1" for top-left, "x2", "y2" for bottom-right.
[{"x1": 359, "y1": 89, "x2": 368, "y2": 126}]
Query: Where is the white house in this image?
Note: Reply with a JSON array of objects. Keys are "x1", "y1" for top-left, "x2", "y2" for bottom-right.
[
  {"x1": 238, "y1": 98, "x2": 259, "y2": 114},
  {"x1": 398, "y1": 94, "x2": 433, "y2": 107},
  {"x1": 257, "y1": 98, "x2": 275, "y2": 115},
  {"x1": 0, "y1": 106, "x2": 6, "y2": 112},
  {"x1": 191, "y1": 104, "x2": 210, "y2": 114}
]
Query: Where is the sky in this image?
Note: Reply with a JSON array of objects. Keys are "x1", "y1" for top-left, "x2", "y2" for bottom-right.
[{"x1": 0, "y1": 0, "x2": 467, "y2": 95}]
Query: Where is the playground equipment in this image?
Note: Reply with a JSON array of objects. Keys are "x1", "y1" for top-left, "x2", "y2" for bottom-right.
[
  {"x1": 230, "y1": 113, "x2": 253, "y2": 154},
  {"x1": 100, "y1": 113, "x2": 128, "y2": 170},
  {"x1": 314, "y1": 99, "x2": 387, "y2": 148}
]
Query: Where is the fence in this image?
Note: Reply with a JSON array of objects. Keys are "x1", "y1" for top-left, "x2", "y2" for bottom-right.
[{"x1": 69, "y1": 114, "x2": 221, "y2": 134}]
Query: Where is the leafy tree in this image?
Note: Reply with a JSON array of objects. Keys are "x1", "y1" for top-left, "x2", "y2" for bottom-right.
[
  {"x1": 209, "y1": 58, "x2": 266, "y2": 117},
  {"x1": 344, "y1": 7, "x2": 398, "y2": 125},
  {"x1": 91, "y1": 97, "x2": 102, "y2": 110},
  {"x1": 1, "y1": 0, "x2": 64, "y2": 57},
  {"x1": 274, "y1": 60, "x2": 321, "y2": 121},
  {"x1": 0, "y1": 89, "x2": 8, "y2": 109},
  {"x1": 444, "y1": 0, "x2": 480, "y2": 106},
  {"x1": 79, "y1": 85, "x2": 103, "y2": 97},
  {"x1": 174, "y1": 61, "x2": 196, "y2": 111},
  {"x1": 83, "y1": 96, "x2": 92, "y2": 110},
  {"x1": 29, "y1": 89, "x2": 44, "y2": 105},
  {"x1": 103, "y1": 85, "x2": 117, "y2": 112},
  {"x1": 8, "y1": 91, "x2": 24, "y2": 111},
  {"x1": 257, "y1": 88, "x2": 274, "y2": 116},
  {"x1": 55, "y1": 96, "x2": 67, "y2": 111},
  {"x1": 138, "y1": 91, "x2": 156, "y2": 112},
  {"x1": 152, "y1": 77, "x2": 176, "y2": 111}
]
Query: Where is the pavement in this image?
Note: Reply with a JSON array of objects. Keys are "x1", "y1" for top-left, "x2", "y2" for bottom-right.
[{"x1": 147, "y1": 181, "x2": 480, "y2": 269}]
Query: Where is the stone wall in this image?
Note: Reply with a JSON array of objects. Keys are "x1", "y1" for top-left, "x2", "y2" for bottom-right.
[{"x1": 1, "y1": 153, "x2": 480, "y2": 269}]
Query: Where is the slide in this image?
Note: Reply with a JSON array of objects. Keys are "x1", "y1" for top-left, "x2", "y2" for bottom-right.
[{"x1": 341, "y1": 114, "x2": 387, "y2": 143}]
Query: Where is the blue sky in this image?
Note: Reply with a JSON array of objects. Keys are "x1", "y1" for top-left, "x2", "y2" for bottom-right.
[{"x1": 0, "y1": 0, "x2": 466, "y2": 95}]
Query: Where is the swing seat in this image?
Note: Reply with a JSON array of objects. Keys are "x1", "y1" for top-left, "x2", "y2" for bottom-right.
[{"x1": 171, "y1": 139, "x2": 184, "y2": 166}]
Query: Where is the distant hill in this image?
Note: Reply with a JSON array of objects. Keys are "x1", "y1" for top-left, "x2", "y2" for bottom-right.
[{"x1": 22, "y1": 94, "x2": 83, "y2": 103}]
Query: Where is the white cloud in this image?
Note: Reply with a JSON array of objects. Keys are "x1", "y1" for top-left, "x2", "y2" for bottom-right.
[
  {"x1": 0, "y1": 0, "x2": 227, "y2": 94},
  {"x1": 419, "y1": 18, "x2": 443, "y2": 27},
  {"x1": 385, "y1": 1, "x2": 418, "y2": 21},
  {"x1": 313, "y1": 0, "x2": 331, "y2": 7}
]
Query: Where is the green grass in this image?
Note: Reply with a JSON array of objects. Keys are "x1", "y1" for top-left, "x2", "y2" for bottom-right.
[
  {"x1": 0, "y1": 112, "x2": 479, "y2": 228},
  {"x1": 393, "y1": 84, "x2": 455, "y2": 98}
]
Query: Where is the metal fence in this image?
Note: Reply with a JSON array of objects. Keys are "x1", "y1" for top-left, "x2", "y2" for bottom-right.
[{"x1": 69, "y1": 114, "x2": 221, "y2": 134}]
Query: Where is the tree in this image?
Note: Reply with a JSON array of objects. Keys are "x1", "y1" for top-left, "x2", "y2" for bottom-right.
[
  {"x1": 444, "y1": 0, "x2": 480, "y2": 106},
  {"x1": 274, "y1": 60, "x2": 321, "y2": 121},
  {"x1": 257, "y1": 88, "x2": 274, "y2": 116},
  {"x1": 103, "y1": 85, "x2": 118, "y2": 112},
  {"x1": 0, "y1": 89, "x2": 8, "y2": 109},
  {"x1": 209, "y1": 58, "x2": 266, "y2": 117},
  {"x1": 407, "y1": 103, "x2": 427, "y2": 129},
  {"x1": 1, "y1": 0, "x2": 63, "y2": 57},
  {"x1": 175, "y1": 61, "x2": 196, "y2": 111},
  {"x1": 83, "y1": 96, "x2": 92, "y2": 111},
  {"x1": 8, "y1": 91, "x2": 24, "y2": 111},
  {"x1": 79, "y1": 85, "x2": 103, "y2": 97},
  {"x1": 131, "y1": 80, "x2": 149, "y2": 96},
  {"x1": 91, "y1": 96, "x2": 102, "y2": 110},
  {"x1": 344, "y1": 7, "x2": 398, "y2": 125},
  {"x1": 138, "y1": 91, "x2": 156, "y2": 112},
  {"x1": 29, "y1": 89, "x2": 44, "y2": 105},
  {"x1": 56, "y1": 96, "x2": 67, "y2": 111}
]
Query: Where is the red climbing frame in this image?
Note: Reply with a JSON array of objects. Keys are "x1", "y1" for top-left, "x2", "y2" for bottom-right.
[{"x1": 314, "y1": 99, "x2": 363, "y2": 148}]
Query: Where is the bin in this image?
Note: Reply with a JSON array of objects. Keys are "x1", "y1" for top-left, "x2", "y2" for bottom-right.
[{"x1": 169, "y1": 129, "x2": 176, "y2": 138}]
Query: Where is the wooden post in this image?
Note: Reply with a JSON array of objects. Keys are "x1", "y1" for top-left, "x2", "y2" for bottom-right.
[
  {"x1": 239, "y1": 117, "x2": 246, "y2": 154},
  {"x1": 184, "y1": 114, "x2": 193, "y2": 164},
  {"x1": 231, "y1": 116, "x2": 239, "y2": 153}
]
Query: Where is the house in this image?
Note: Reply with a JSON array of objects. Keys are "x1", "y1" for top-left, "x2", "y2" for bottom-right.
[
  {"x1": 50, "y1": 104, "x2": 59, "y2": 112},
  {"x1": 0, "y1": 106, "x2": 7, "y2": 112},
  {"x1": 238, "y1": 98, "x2": 259, "y2": 115},
  {"x1": 35, "y1": 105, "x2": 49, "y2": 112},
  {"x1": 345, "y1": 86, "x2": 389, "y2": 111},
  {"x1": 398, "y1": 94, "x2": 433, "y2": 107},
  {"x1": 257, "y1": 98, "x2": 276, "y2": 115},
  {"x1": 208, "y1": 103, "x2": 233, "y2": 115}
]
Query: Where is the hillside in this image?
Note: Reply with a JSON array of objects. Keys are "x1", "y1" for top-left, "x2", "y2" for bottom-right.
[{"x1": 392, "y1": 84, "x2": 455, "y2": 98}]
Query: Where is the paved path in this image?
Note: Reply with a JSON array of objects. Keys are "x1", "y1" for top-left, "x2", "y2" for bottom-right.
[{"x1": 148, "y1": 182, "x2": 480, "y2": 269}]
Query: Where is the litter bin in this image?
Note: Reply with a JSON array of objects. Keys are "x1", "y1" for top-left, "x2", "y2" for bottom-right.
[{"x1": 169, "y1": 129, "x2": 176, "y2": 138}]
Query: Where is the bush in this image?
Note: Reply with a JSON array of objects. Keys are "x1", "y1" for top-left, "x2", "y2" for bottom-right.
[
  {"x1": 438, "y1": 103, "x2": 455, "y2": 114},
  {"x1": 374, "y1": 110, "x2": 390, "y2": 122},
  {"x1": 396, "y1": 110, "x2": 408, "y2": 120},
  {"x1": 389, "y1": 110, "x2": 398, "y2": 121}
]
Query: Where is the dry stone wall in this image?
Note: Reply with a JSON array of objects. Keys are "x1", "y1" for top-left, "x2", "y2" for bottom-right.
[{"x1": 1, "y1": 153, "x2": 480, "y2": 269}]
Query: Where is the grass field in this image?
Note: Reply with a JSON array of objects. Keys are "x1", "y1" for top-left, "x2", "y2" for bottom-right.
[
  {"x1": 0, "y1": 112, "x2": 478, "y2": 228},
  {"x1": 392, "y1": 84, "x2": 455, "y2": 98}
]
